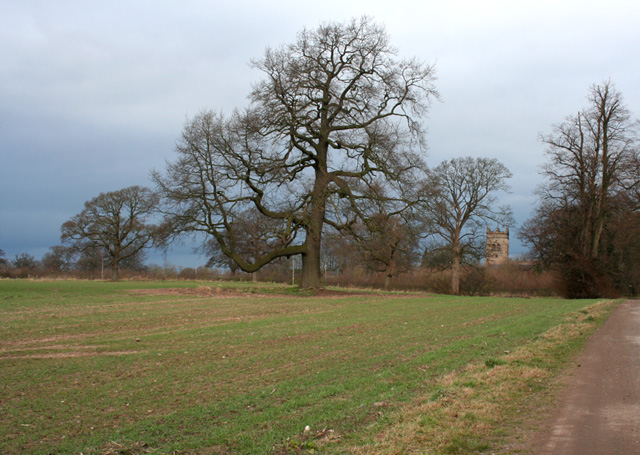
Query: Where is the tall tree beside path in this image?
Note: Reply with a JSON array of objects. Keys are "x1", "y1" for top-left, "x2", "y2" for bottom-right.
[
  {"x1": 539, "y1": 80, "x2": 638, "y2": 261},
  {"x1": 154, "y1": 17, "x2": 438, "y2": 289},
  {"x1": 61, "y1": 186, "x2": 159, "y2": 281},
  {"x1": 422, "y1": 157, "x2": 513, "y2": 295},
  {"x1": 520, "y1": 80, "x2": 640, "y2": 297}
]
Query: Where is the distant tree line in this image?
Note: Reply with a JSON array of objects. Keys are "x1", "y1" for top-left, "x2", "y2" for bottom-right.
[
  {"x1": 6, "y1": 18, "x2": 514, "y2": 293},
  {"x1": 6, "y1": 18, "x2": 639, "y2": 298}
]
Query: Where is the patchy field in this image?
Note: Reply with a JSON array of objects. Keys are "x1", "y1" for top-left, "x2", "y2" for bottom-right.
[{"x1": 0, "y1": 280, "x2": 615, "y2": 454}]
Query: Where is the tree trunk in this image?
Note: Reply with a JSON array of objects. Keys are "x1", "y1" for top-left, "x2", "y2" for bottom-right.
[
  {"x1": 384, "y1": 274, "x2": 392, "y2": 291},
  {"x1": 384, "y1": 260, "x2": 395, "y2": 290},
  {"x1": 591, "y1": 180, "x2": 607, "y2": 259},
  {"x1": 112, "y1": 260, "x2": 119, "y2": 281},
  {"x1": 299, "y1": 164, "x2": 328, "y2": 289},
  {"x1": 300, "y1": 242, "x2": 322, "y2": 289},
  {"x1": 591, "y1": 216, "x2": 605, "y2": 259},
  {"x1": 451, "y1": 248, "x2": 461, "y2": 295},
  {"x1": 451, "y1": 258, "x2": 460, "y2": 295},
  {"x1": 299, "y1": 218, "x2": 324, "y2": 288}
]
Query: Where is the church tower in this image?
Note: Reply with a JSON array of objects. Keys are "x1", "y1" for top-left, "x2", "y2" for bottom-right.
[{"x1": 485, "y1": 227, "x2": 509, "y2": 265}]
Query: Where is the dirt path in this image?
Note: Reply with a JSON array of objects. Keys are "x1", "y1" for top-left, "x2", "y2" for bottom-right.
[{"x1": 529, "y1": 300, "x2": 640, "y2": 455}]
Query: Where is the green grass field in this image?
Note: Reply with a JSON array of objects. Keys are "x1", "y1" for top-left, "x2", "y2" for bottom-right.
[{"x1": 0, "y1": 280, "x2": 615, "y2": 454}]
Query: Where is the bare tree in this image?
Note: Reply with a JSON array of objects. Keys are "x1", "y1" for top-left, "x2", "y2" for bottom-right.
[
  {"x1": 204, "y1": 239, "x2": 240, "y2": 275},
  {"x1": 74, "y1": 245, "x2": 109, "y2": 278},
  {"x1": 331, "y1": 180, "x2": 424, "y2": 289},
  {"x1": 41, "y1": 245, "x2": 76, "y2": 274},
  {"x1": 203, "y1": 207, "x2": 287, "y2": 279},
  {"x1": 521, "y1": 80, "x2": 640, "y2": 297},
  {"x1": 355, "y1": 215, "x2": 420, "y2": 289},
  {"x1": 0, "y1": 249, "x2": 8, "y2": 269},
  {"x1": 12, "y1": 252, "x2": 40, "y2": 271},
  {"x1": 422, "y1": 157, "x2": 513, "y2": 294},
  {"x1": 538, "y1": 80, "x2": 639, "y2": 260},
  {"x1": 320, "y1": 229, "x2": 361, "y2": 275},
  {"x1": 154, "y1": 17, "x2": 438, "y2": 288},
  {"x1": 61, "y1": 186, "x2": 159, "y2": 281}
]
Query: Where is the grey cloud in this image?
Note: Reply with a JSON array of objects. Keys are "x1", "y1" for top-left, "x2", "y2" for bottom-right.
[{"x1": 2, "y1": 0, "x2": 639, "y2": 264}]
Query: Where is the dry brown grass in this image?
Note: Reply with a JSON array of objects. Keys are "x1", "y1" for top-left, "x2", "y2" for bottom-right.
[{"x1": 326, "y1": 263, "x2": 560, "y2": 297}]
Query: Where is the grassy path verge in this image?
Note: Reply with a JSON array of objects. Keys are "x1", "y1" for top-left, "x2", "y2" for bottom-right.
[{"x1": 0, "y1": 280, "x2": 615, "y2": 454}]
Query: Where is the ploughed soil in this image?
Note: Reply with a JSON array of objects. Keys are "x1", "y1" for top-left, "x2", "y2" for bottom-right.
[
  {"x1": 526, "y1": 300, "x2": 640, "y2": 455},
  {"x1": 128, "y1": 287, "x2": 432, "y2": 299}
]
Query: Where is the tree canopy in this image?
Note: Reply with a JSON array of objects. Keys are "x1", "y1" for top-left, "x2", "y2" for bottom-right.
[
  {"x1": 154, "y1": 17, "x2": 438, "y2": 288},
  {"x1": 61, "y1": 186, "x2": 159, "y2": 281}
]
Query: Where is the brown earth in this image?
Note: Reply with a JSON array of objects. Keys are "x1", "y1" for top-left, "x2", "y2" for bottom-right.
[
  {"x1": 527, "y1": 300, "x2": 640, "y2": 455},
  {"x1": 127, "y1": 287, "x2": 431, "y2": 299}
]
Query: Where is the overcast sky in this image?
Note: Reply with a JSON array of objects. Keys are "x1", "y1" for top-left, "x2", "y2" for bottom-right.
[{"x1": 2, "y1": 0, "x2": 639, "y2": 267}]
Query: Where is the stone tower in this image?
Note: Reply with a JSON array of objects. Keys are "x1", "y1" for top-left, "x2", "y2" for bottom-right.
[{"x1": 485, "y1": 227, "x2": 509, "y2": 265}]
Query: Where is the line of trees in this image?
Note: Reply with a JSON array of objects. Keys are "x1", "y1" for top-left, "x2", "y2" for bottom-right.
[
  {"x1": 10, "y1": 18, "x2": 639, "y2": 298},
  {"x1": 2, "y1": 18, "x2": 514, "y2": 293}
]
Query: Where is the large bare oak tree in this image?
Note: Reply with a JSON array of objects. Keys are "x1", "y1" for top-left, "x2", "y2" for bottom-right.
[{"x1": 154, "y1": 17, "x2": 438, "y2": 288}]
